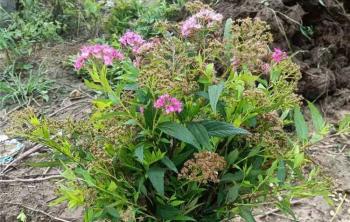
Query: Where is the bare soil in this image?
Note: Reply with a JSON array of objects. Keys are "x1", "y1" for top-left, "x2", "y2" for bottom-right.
[{"x1": 0, "y1": 42, "x2": 89, "y2": 222}]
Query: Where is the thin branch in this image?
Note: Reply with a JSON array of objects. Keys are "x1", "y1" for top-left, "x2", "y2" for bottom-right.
[
  {"x1": 4, "y1": 202, "x2": 71, "y2": 222},
  {"x1": 256, "y1": 200, "x2": 302, "y2": 219},
  {"x1": 47, "y1": 99, "x2": 91, "y2": 117},
  {"x1": 0, "y1": 175, "x2": 62, "y2": 183},
  {"x1": 0, "y1": 144, "x2": 44, "y2": 175}
]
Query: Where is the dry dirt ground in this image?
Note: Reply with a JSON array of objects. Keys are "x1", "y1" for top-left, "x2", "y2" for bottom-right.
[{"x1": 0, "y1": 42, "x2": 90, "y2": 222}]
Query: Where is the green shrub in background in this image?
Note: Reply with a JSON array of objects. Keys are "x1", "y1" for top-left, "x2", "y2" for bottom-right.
[
  {"x1": 106, "y1": 0, "x2": 185, "y2": 37},
  {"x1": 0, "y1": 0, "x2": 62, "y2": 61},
  {"x1": 9, "y1": 2, "x2": 347, "y2": 222}
]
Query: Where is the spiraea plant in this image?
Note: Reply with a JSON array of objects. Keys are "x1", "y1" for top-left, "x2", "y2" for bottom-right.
[{"x1": 10, "y1": 3, "x2": 334, "y2": 222}]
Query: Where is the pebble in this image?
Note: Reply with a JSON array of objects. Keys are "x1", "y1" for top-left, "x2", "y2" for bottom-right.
[{"x1": 330, "y1": 210, "x2": 335, "y2": 216}]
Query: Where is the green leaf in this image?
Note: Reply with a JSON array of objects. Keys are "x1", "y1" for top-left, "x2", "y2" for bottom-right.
[
  {"x1": 208, "y1": 82, "x2": 224, "y2": 113},
  {"x1": 199, "y1": 120, "x2": 249, "y2": 138},
  {"x1": 226, "y1": 184, "x2": 240, "y2": 203},
  {"x1": 75, "y1": 168, "x2": 96, "y2": 187},
  {"x1": 247, "y1": 147, "x2": 260, "y2": 158},
  {"x1": 220, "y1": 172, "x2": 244, "y2": 183},
  {"x1": 293, "y1": 152, "x2": 304, "y2": 168},
  {"x1": 239, "y1": 207, "x2": 256, "y2": 222},
  {"x1": 148, "y1": 167, "x2": 166, "y2": 195},
  {"x1": 107, "y1": 181, "x2": 117, "y2": 192},
  {"x1": 134, "y1": 145, "x2": 144, "y2": 163},
  {"x1": 224, "y1": 18, "x2": 233, "y2": 59},
  {"x1": 294, "y1": 107, "x2": 309, "y2": 142},
  {"x1": 104, "y1": 206, "x2": 120, "y2": 218},
  {"x1": 227, "y1": 149, "x2": 239, "y2": 165},
  {"x1": 161, "y1": 156, "x2": 178, "y2": 173},
  {"x1": 307, "y1": 101, "x2": 325, "y2": 134},
  {"x1": 158, "y1": 122, "x2": 200, "y2": 149},
  {"x1": 277, "y1": 160, "x2": 286, "y2": 185},
  {"x1": 339, "y1": 115, "x2": 350, "y2": 132},
  {"x1": 187, "y1": 122, "x2": 211, "y2": 150}
]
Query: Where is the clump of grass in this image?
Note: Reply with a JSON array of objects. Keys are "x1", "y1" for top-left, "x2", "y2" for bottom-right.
[{"x1": 0, "y1": 62, "x2": 54, "y2": 108}]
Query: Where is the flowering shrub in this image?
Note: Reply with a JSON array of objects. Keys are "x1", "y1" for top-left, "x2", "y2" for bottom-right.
[
  {"x1": 181, "y1": 8, "x2": 223, "y2": 37},
  {"x1": 11, "y1": 3, "x2": 332, "y2": 222},
  {"x1": 74, "y1": 44, "x2": 124, "y2": 70}
]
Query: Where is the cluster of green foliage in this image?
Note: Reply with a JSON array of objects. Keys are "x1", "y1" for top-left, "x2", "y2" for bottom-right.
[
  {"x1": 0, "y1": 62, "x2": 53, "y2": 107},
  {"x1": 105, "y1": 0, "x2": 185, "y2": 37},
  {"x1": 0, "y1": 0, "x2": 61, "y2": 60},
  {"x1": 0, "y1": 0, "x2": 185, "y2": 108},
  {"x1": 9, "y1": 3, "x2": 348, "y2": 221}
]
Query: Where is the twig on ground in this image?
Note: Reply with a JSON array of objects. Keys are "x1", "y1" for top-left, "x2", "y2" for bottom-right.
[
  {"x1": 47, "y1": 99, "x2": 91, "y2": 117},
  {"x1": 4, "y1": 202, "x2": 70, "y2": 222},
  {"x1": 43, "y1": 166, "x2": 52, "y2": 175},
  {"x1": 256, "y1": 200, "x2": 302, "y2": 219},
  {"x1": 0, "y1": 144, "x2": 44, "y2": 175},
  {"x1": 330, "y1": 194, "x2": 347, "y2": 222},
  {"x1": 0, "y1": 174, "x2": 62, "y2": 183}
]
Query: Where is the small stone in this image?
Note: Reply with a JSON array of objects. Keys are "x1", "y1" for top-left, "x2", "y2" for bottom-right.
[{"x1": 330, "y1": 210, "x2": 335, "y2": 216}]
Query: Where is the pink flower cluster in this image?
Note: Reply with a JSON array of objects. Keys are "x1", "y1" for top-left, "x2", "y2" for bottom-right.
[
  {"x1": 133, "y1": 38, "x2": 160, "y2": 55},
  {"x1": 261, "y1": 63, "x2": 271, "y2": 74},
  {"x1": 154, "y1": 94, "x2": 183, "y2": 114},
  {"x1": 119, "y1": 31, "x2": 159, "y2": 56},
  {"x1": 181, "y1": 9, "x2": 223, "y2": 37},
  {"x1": 74, "y1": 44, "x2": 124, "y2": 70},
  {"x1": 119, "y1": 31, "x2": 145, "y2": 48},
  {"x1": 272, "y1": 48, "x2": 287, "y2": 63}
]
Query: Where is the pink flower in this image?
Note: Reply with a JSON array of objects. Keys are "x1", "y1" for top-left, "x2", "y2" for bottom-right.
[
  {"x1": 181, "y1": 9, "x2": 223, "y2": 37},
  {"x1": 181, "y1": 16, "x2": 202, "y2": 37},
  {"x1": 132, "y1": 42, "x2": 156, "y2": 55},
  {"x1": 154, "y1": 94, "x2": 183, "y2": 114},
  {"x1": 119, "y1": 31, "x2": 145, "y2": 48},
  {"x1": 231, "y1": 57, "x2": 240, "y2": 70},
  {"x1": 139, "y1": 106, "x2": 144, "y2": 114},
  {"x1": 272, "y1": 48, "x2": 287, "y2": 63},
  {"x1": 74, "y1": 44, "x2": 124, "y2": 70},
  {"x1": 262, "y1": 63, "x2": 271, "y2": 74}
]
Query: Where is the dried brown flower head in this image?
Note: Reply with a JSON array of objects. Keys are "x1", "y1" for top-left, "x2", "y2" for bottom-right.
[
  {"x1": 179, "y1": 151, "x2": 227, "y2": 184},
  {"x1": 231, "y1": 18, "x2": 273, "y2": 73}
]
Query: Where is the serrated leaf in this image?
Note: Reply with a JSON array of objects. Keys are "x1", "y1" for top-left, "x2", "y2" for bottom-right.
[
  {"x1": 75, "y1": 168, "x2": 96, "y2": 187},
  {"x1": 220, "y1": 172, "x2": 244, "y2": 183},
  {"x1": 277, "y1": 160, "x2": 286, "y2": 185},
  {"x1": 199, "y1": 120, "x2": 249, "y2": 137},
  {"x1": 158, "y1": 122, "x2": 200, "y2": 149},
  {"x1": 104, "y1": 206, "x2": 119, "y2": 218},
  {"x1": 293, "y1": 152, "x2": 304, "y2": 168},
  {"x1": 134, "y1": 145, "x2": 144, "y2": 163},
  {"x1": 307, "y1": 101, "x2": 325, "y2": 134},
  {"x1": 227, "y1": 149, "x2": 239, "y2": 165},
  {"x1": 161, "y1": 156, "x2": 178, "y2": 173},
  {"x1": 247, "y1": 147, "x2": 260, "y2": 158},
  {"x1": 108, "y1": 181, "x2": 117, "y2": 192},
  {"x1": 294, "y1": 107, "x2": 309, "y2": 142},
  {"x1": 208, "y1": 82, "x2": 224, "y2": 113},
  {"x1": 239, "y1": 207, "x2": 256, "y2": 222},
  {"x1": 187, "y1": 122, "x2": 211, "y2": 150},
  {"x1": 226, "y1": 184, "x2": 240, "y2": 203},
  {"x1": 148, "y1": 167, "x2": 166, "y2": 195}
]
